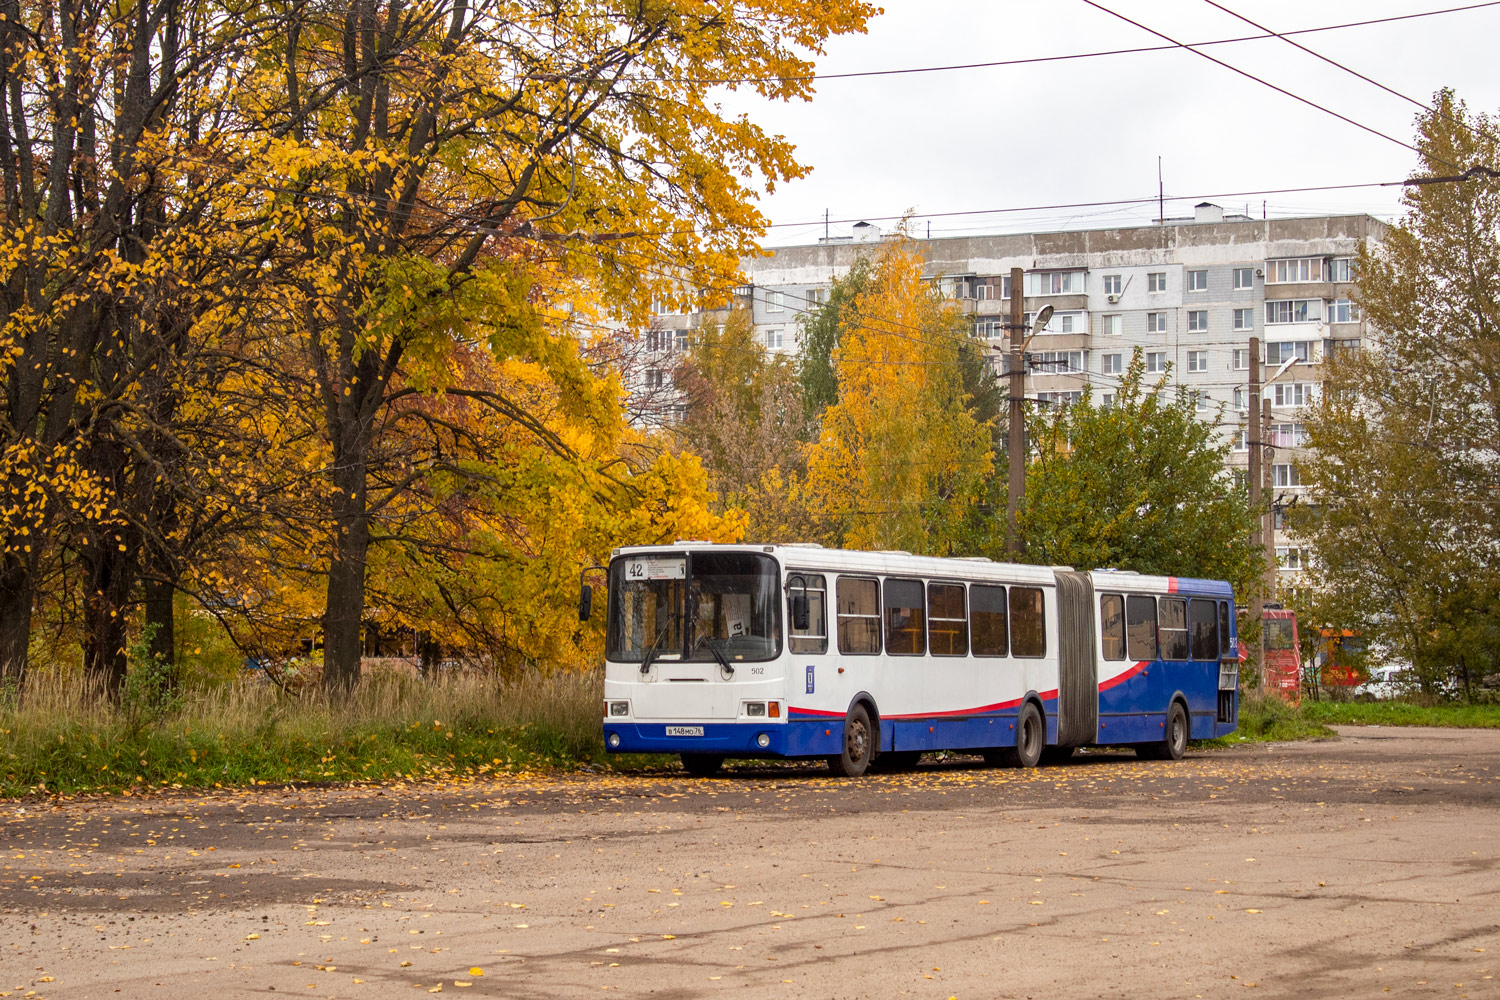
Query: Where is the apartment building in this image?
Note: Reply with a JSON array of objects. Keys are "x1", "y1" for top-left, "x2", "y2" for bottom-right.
[{"x1": 645, "y1": 205, "x2": 1386, "y2": 575}]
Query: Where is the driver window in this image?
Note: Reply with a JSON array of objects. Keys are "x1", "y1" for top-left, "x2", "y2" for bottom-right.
[{"x1": 788, "y1": 573, "x2": 828, "y2": 654}]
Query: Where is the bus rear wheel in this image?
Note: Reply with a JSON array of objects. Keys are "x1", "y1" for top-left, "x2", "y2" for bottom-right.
[
  {"x1": 986, "y1": 702, "x2": 1044, "y2": 768},
  {"x1": 827, "y1": 704, "x2": 874, "y2": 777},
  {"x1": 1137, "y1": 701, "x2": 1189, "y2": 761},
  {"x1": 681, "y1": 753, "x2": 725, "y2": 777}
]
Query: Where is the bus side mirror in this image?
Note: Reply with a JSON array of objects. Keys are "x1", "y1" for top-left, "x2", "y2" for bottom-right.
[
  {"x1": 790, "y1": 594, "x2": 810, "y2": 631},
  {"x1": 579, "y1": 584, "x2": 593, "y2": 622}
]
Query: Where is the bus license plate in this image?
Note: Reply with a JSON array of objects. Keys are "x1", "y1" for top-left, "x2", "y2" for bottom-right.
[{"x1": 665, "y1": 726, "x2": 704, "y2": 737}]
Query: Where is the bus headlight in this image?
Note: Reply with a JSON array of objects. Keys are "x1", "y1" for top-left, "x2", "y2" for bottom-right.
[
  {"x1": 745, "y1": 702, "x2": 766, "y2": 717},
  {"x1": 608, "y1": 701, "x2": 629, "y2": 717},
  {"x1": 608, "y1": 733, "x2": 621, "y2": 748},
  {"x1": 756, "y1": 733, "x2": 771, "y2": 748}
]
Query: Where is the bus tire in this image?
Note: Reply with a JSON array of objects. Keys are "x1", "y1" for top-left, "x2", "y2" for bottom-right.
[
  {"x1": 827, "y1": 703, "x2": 874, "y2": 777},
  {"x1": 681, "y1": 753, "x2": 725, "y2": 777},
  {"x1": 871, "y1": 750, "x2": 921, "y2": 773},
  {"x1": 1137, "y1": 701, "x2": 1189, "y2": 761},
  {"x1": 987, "y1": 702, "x2": 1044, "y2": 768}
]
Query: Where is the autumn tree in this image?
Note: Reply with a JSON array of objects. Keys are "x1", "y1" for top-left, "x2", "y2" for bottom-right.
[
  {"x1": 1293, "y1": 91, "x2": 1500, "y2": 696},
  {"x1": 1021, "y1": 352, "x2": 1260, "y2": 591},
  {"x1": 225, "y1": 0, "x2": 876, "y2": 689},
  {"x1": 672, "y1": 309, "x2": 812, "y2": 541},
  {"x1": 799, "y1": 239, "x2": 996, "y2": 554},
  {"x1": 0, "y1": 2, "x2": 288, "y2": 691}
]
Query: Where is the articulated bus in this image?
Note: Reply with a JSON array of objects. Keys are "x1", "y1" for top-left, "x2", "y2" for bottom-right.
[{"x1": 586, "y1": 543, "x2": 1240, "y2": 777}]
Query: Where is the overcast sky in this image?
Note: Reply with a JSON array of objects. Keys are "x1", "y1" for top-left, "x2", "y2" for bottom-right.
[{"x1": 715, "y1": 0, "x2": 1500, "y2": 246}]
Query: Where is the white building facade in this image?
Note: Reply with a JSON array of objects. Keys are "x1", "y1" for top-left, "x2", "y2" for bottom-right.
[{"x1": 649, "y1": 205, "x2": 1385, "y2": 576}]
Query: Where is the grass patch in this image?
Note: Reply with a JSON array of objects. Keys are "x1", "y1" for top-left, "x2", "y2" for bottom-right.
[
  {"x1": 1, "y1": 668, "x2": 670, "y2": 798},
  {"x1": 1301, "y1": 700, "x2": 1500, "y2": 729},
  {"x1": 1194, "y1": 691, "x2": 1338, "y2": 748}
]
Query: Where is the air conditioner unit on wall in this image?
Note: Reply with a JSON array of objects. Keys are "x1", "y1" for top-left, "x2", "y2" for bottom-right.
[{"x1": 1106, "y1": 294, "x2": 1119, "y2": 303}]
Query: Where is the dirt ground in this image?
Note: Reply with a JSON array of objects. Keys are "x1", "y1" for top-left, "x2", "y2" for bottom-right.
[{"x1": 3, "y1": 725, "x2": 1498, "y2": 1000}]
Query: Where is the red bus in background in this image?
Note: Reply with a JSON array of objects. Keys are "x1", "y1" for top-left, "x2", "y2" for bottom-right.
[
  {"x1": 1238, "y1": 604, "x2": 1301, "y2": 704},
  {"x1": 1261, "y1": 606, "x2": 1301, "y2": 704}
]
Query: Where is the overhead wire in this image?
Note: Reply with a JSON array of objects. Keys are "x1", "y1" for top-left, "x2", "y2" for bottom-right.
[{"x1": 1078, "y1": 0, "x2": 1434, "y2": 162}]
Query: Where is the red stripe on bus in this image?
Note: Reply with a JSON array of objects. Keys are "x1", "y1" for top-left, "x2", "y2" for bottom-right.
[
  {"x1": 1097, "y1": 661, "x2": 1149, "y2": 692},
  {"x1": 1167, "y1": 577, "x2": 1178, "y2": 593}
]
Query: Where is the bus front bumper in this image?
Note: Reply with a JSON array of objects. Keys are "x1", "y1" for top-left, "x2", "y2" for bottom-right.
[{"x1": 603, "y1": 720, "x2": 842, "y2": 758}]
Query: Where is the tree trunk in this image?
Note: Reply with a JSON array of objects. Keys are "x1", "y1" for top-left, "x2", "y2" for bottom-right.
[
  {"x1": 143, "y1": 574, "x2": 175, "y2": 679},
  {"x1": 322, "y1": 453, "x2": 370, "y2": 691},
  {"x1": 0, "y1": 553, "x2": 35, "y2": 690},
  {"x1": 83, "y1": 541, "x2": 132, "y2": 698}
]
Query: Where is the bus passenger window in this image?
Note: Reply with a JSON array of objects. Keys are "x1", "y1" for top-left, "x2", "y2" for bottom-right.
[
  {"x1": 1099, "y1": 593, "x2": 1125, "y2": 660},
  {"x1": 970, "y1": 585, "x2": 1008, "y2": 656},
  {"x1": 788, "y1": 573, "x2": 828, "y2": 655},
  {"x1": 1009, "y1": 587, "x2": 1046, "y2": 658},
  {"x1": 1126, "y1": 595, "x2": 1157, "y2": 661},
  {"x1": 836, "y1": 577, "x2": 881, "y2": 654},
  {"x1": 1159, "y1": 598, "x2": 1189, "y2": 660},
  {"x1": 1189, "y1": 598, "x2": 1218, "y2": 660},
  {"x1": 928, "y1": 583, "x2": 968, "y2": 656},
  {"x1": 883, "y1": 579, "x2": 926, "y2": 656},
  {"x1": 1219, "y1": 601, "x2": 1233, "y2": 655}
]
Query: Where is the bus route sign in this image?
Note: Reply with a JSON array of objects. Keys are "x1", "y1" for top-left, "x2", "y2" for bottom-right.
[{"x1": 624, "y1": 556, "x2": 686, "y2": 581}]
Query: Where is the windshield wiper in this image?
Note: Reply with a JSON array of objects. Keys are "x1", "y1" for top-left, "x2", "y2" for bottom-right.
[
  {"x1": 697, "y1": 635, "x2": 735, "y2": 677},
  {"x1": 639, "y1": 618, "x2": 675, "y2": 675}
]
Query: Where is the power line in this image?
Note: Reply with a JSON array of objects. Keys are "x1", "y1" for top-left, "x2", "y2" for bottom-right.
[
  {"x1": 1079, "y1": 0, "x2": 1431, "y2": 161},
  {"x1": 594, "y1": 3, "x2": 1500, "y2": 86}
]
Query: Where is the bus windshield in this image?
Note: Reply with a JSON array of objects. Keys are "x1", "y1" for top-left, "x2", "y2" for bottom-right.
[
  {"x1": 606, "y1": 551, "x2": 781, "y2": 663},
  {"x1": 1265, "y1": 618, "x2": 1297, "y2": 651}
]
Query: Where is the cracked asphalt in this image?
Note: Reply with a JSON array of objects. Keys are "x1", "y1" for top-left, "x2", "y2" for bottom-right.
[{"x1": 3, "y1": 725, "x2": 1498, "y2": 999}]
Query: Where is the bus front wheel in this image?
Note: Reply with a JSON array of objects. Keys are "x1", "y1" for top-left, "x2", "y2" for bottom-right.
[{"x1": 827, "y1": 704, "x2": 874, "y2": 777}]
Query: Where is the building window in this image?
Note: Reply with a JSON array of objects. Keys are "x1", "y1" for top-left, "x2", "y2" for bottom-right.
[
  {"x1": 1276, "y1": 546, "x2": 1305, "y2": 571},
  {"x1": 1232, "y1": 349, "x2": 1249, "y2": 370},
  {"x1": 1145, "y1": 351, "x2": 1167, "y2": 374},
  {"x1": 1147, "y1": 271, "x2": 1167, "y2": 293},
  {"x1": 1266, "y1": 257, "x2": 1325, "y2": 283},
  {"x1": 765, "y1": 329, "x2": 784, "y2": 349},
  {"x1": 1265, "y1": 299, "x2": 1322, "y2": 324},
  {"x1": 1033, "y1": 350, "x2": 1085, "y2": 373},
  {"x1": 1266, "y1": 340, "x2": 1314, "y2": 366},
  {"x1": 1233, "y1": 267, "x2": 1255, "y2": 290},
  {"x1": 1273, "y1": 382, "x2": 1314, "y2": 407},
  {"x1": 1195, "y1": 392, "x2": 1212, "y2": 412},
  {"x1": 1187, "y1": 350, "x2": 1208, "y2": 373},
  {"x1": 765, "y1": 290, "x2": 785, "y2": 313},
  {"x1": 1231, "y1": 307, "x2": 1253, "y2": 332},
  {"x1": 1102, "y1": 353, "x2": 1122, "y2": 375},
  {"x1": 806, "y1": 287, "x2": 827, "y2": 307},
  {"x1": 1025, "y1": 270, "x2": 1086, "y2": 296},
  {"x1": 645, "y1": 367, "x2": 666, "y2": 389},
  {"x1": 1146, "y1": 312, "x2": 1167, "y2": 333},
  {"x1": 1101, "y1": 392, "x2": 1115, "y2": 408},
  {"x1": 1233, "y1": 387, "x2": 1248, "y2": 412},
  {"x1": 1329, "y1": 299, "x2": 1361, "y2": 323},
  {"x1": 1034, "y1": 391, "x2": 1084, "y2": 408},
  {"x1": 1271, "y1": 422, "x2": 1307, "y2": 448},
  {"x1": 1329, "y1": 257, "x2": 1354, "y2": 282},
  {"x1": 646, "y1": 329, "x2": 674, "y2": 352},
  {"x1": 1232, "y1": 428, "x2": 1248, "y2": 452},
  {"x1": 1103, "y1": 314, "x2": 1123, "y2": 336},
  {"x1": 974, "y1": 319, "x2": 1007, "y2": 340},
  {"x1": 1188, "y1": 310, "x2": 1208, "y2": 332},
  {"x1": 1187, "y1": 269, "x2": 1208, "y2": 292},
  {"x1": 1103, "y1": 274, "x2": 1122, "y2": 295}
]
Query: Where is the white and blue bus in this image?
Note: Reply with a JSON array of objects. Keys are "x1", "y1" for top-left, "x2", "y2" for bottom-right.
[{"x1": 585, "y1": 543, "x2": 1239, "y2": 777}]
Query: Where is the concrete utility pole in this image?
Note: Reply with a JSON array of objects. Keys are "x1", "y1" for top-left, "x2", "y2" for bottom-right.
[
  {"x1": 1006, "y1": 266, "x2": 1026, "y2": 556},
  {"x1": 1262, "y1": 396, "x2": 1277, "y2": 600},
  {"x1": 1247, "y1": 336, "x2": 1263, "y2": 625}
]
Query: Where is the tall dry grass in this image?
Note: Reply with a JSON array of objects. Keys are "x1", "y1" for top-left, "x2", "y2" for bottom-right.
[{"x1": 1, "y1": 666, "x2": 613, "y2": 797}]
